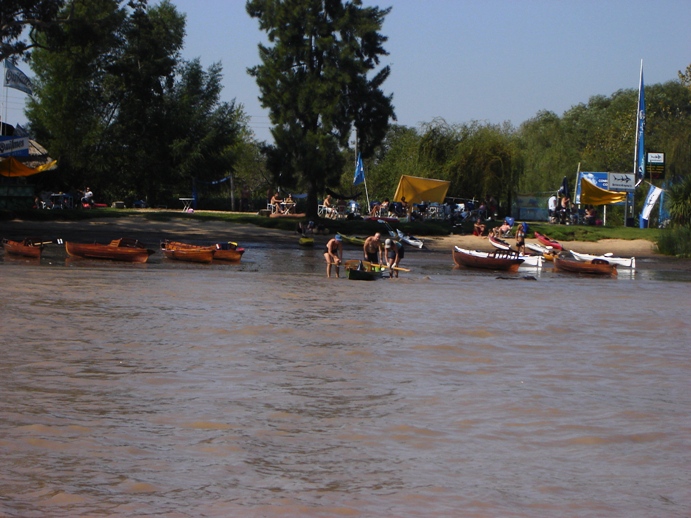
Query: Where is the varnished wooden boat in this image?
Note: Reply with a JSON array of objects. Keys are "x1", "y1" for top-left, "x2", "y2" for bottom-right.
[
  {"x1": 458, "y1": 246, "x2": 543, "y2": 268},
  {"x1": 160, "y1": 241, "x2": 215, "y2": 264},
  {"x1": 344, "y1": 259, "x2": 384, "y2": 280},
  {"x1": 534, "y1": 231, "x2": 563, "y2": 250},
  {"x1": 553, "y1": 255, "x2": 617, "y2": 276},
  {"x1": 453, "y1": 246, "x2": 524, "y2": 272},
  {"x1": 213, "y1": 242, "x2": 245, "y2": 262},
  {"x1": 2, "y1": 237, "x2": 44, "y2": 258},
  {"x1": 162, "y1": 240, "x2": 243, "y2": 262},
  {"x1": 65, "y1": 238, "x2": 155, "y2": 263}
]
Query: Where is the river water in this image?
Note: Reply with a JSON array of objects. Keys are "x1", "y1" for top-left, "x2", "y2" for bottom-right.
[{"x1": 1, "y1": 244, "x2": 690, "y2": 517}]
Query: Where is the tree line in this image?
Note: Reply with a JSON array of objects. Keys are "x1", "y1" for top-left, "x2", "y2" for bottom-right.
[{"x1": 3, "y1": 0, "x2": 690, "y2": 225}]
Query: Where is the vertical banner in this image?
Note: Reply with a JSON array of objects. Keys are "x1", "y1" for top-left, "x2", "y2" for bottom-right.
[{"x1": 640, "y1": 185, "x2": 662, "y2": 225}]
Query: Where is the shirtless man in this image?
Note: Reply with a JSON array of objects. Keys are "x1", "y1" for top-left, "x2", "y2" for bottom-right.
[
  {"x1": 323, "y1": 234, "x2": 343, "y2": 278},
  {"x1": 270, "y1": 192, "x2": 283, "y2": 214},
  {"x1": 363, "y1": 232, "x2": 382, "y2": 264}
]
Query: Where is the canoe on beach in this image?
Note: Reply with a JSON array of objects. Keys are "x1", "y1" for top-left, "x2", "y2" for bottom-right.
[
  {"x1": 453, "y1": 246, "x2": 524, "y2": 272},
  {"x1": 2, "y1": 238, "x2": 45, "y2": 259},
  {"x1": 553, "y1": 255, "x2": 618, "y2": 276},
  {"x1": 65, "y1": 238, "x2": 155, "y2": 263}
]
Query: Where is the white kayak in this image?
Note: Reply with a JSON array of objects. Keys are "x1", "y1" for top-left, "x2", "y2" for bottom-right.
[
  {"x1": 397, "y1": 229, "x2": 424, "y2": 249},
  {"x1": 570, "y1": 250, "x2": 636, "y2": 269}
]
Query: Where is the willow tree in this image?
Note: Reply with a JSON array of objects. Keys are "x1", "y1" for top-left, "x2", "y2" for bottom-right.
[{"x1": 246, "y1": 0, "x2": 395, "y2": 217}]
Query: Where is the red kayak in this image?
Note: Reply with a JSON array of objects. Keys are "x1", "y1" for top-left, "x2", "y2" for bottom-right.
[{"x1": 534, "y1": 231, "x2": 563, "y2": 250}]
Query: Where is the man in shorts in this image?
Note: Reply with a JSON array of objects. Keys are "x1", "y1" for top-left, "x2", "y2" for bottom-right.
[
  {"x1": 323, "y1": 234, "x2": 343, "y2": 278},
  {"x1": 363, "y1": 232, "x2": 382, "y2": 264}
]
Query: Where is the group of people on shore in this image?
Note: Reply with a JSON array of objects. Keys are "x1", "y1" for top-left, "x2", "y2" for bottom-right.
[{"x1": 323, "y1": 231, "x2": 404, "y2": 279}]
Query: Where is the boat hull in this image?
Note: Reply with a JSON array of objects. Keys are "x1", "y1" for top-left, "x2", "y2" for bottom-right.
[
  {"x1": 337, "y1": 233, "x2": 367, "y2": 246},
  {"x1": 2, "y1": 238, "x2": 43, "y2": 258},
  {"x1": 162, "y1": 248, "x2": 214, "y2": 264},
  {"x1": 488, "y1": 234, "x2": 512, "y2": 250},
  {"x1": 344, "y1": 259, "x2": 384, "y2": 280},
  {"x1": 396, "y1": 229, "x2": 423, "y2": 249},
  {"x1": 569, "y1": 250, "x2": 635, "y2": 268},
  {"x1": 453, "y1": 247, "x2": 524, "y2": 272},
  {"x1": 65, "y1": 239, "x2": 154, "y2": 263},
  {"x1": 534, "y1": 231, "x2": 563, "y2": 250},
  {"x1": 553, "y1": 256, "x2": 617, "y2": 276}
]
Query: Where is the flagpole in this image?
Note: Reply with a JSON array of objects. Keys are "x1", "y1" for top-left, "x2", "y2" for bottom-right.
[{"x1": 632, "y1": 59, "x2": 644, "y2": 226}]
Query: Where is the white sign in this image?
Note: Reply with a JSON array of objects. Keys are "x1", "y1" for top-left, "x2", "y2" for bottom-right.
[
  {"x1": 608, "y1": 172, "x2": 635, "y2": 192},
  {"x1": 647, "y1": 152, "x2": 664, "y2": 164}
]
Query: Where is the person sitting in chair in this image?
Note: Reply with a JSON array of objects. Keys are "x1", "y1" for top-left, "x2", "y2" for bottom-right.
[
  {"x1": 492, "y1": 219, "x2": 512, "y2": 238},
  {"x1": 473, "y1": 218, "x2": 486, "y2": 236},
  {"x1": 322, "y1": 194, "x2": 335, "y2": 218},
  {"x1": 270, "y1": 192, "x2": 283, "y2": 214}
]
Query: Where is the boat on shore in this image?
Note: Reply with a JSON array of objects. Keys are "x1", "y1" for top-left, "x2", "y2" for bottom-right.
[
  {"x1": 553, "y1": 255, "x2": 617, "y2": 276},
  {"x1": 455, "y1": 246, "x2": 542, "y2": 268},
  {"x1": 336, "y1": 233, "x2": 367, "y2": 246},
  {"x1": 526, "y1": 242, "x2": 559, "y2": 261},
  {"x1": 213, "y1": 242, "x2": 245, "y2": 262},
  {"x1": 570, "y1": 250, "x2": 635, "y2": 269},
  {"x1": 162, "y1": 240, "x2": 244, "y2": 262},
  {"x1": 160, "y1": 240, "x2": 215, "y2": 264},
  {"x1": 534, "y1": 231, "x2": 563, "y2": 250},
  {"x1": 2, "y1": 237, "x2": 46, "y2": 259},
  {"x1": 488, "y1": 234, "x2": 512, "y2": 250},
  {"x1": 65, "y1": 238, "x2": 155, "y2": 263},
  {"x1": 453, "y1": 246, "x2": 524, "y2": 272},
  {"x1": 396, "y1": 229, "x2": 424, "y2": 249}
]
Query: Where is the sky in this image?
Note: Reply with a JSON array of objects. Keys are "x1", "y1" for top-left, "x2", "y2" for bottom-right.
[{"x1": 3, "y1": 0, "x2": 690, "y2": 143}]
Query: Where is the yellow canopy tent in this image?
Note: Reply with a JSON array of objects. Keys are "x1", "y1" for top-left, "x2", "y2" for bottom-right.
[
  {"x1": 580, "y1": 177, "x2": 627, "y2": 205},
  {"x1": 0, "y1": 157, "x2": 58, "y2": 177},
  {"x1": 393, "y1": 175, "x2": 450, "y2": 204}
]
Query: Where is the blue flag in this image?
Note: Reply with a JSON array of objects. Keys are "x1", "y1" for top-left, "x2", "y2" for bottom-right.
[
  {"x1": 636, "y1": 66, "x2": 646, "y2": 180},
  {"x1": 3, "y1": 60, "x2": 33, "y2": 95},
  {"x1": 353, "y1": 153, "x2": 365, "y2": 185}
]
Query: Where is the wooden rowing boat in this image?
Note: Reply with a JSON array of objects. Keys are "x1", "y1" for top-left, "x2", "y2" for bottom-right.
[
  {"x1": 569, "y1": 250, "x2": 635, "y2": 268},
  {"x1": 453, "y1": 246, "x2": 524, "y2": 272},
  {"x1": 553, "y1": 255, "x2": 617, "y2": 276},
  {"x1": 65, "y1": 238, "x2": 155, "y2": 263},
  {"x1": 213, "y1": 242, "x2": 245, "y2": 262},
  {"x1": 344, "y1": 259, "x2": 384, "y2": 280},
  {"x1": 460, "y1": 246, "x2": 543, "y2": 268},
  {"x1": 160, "y1": 240, "x2": 215, "y2": 264},
  {"x1": 534, "y1": 231, "x2": 563, "y2": 250},
  {"x1": 163, "y1": 240, "x2": 244, "y2": 262},
  {"x1": 2, "y1": 238, "x2": 44, "y2": 259}
]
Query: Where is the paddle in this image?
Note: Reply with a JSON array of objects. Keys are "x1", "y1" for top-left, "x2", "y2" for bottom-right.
[{"x1": 380, "y1": 264, "x2": 411, "y2": 272}]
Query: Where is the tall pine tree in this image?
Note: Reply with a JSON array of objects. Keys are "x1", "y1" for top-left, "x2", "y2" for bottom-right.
[{"x1": 246, "y1": 0, "x2": 395, "y2": 217}]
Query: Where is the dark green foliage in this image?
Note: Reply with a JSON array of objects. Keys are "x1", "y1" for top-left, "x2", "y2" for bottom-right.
[
  {"x1": 246, "y1": 0, "x2": 395, "y2": 217},
  {"x1": 0, "y1": 0, "x2": 68, "y2": 61},
  {"x1": 25, "y1": 0, "x2": 249, "y2": 205}
]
